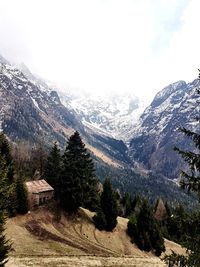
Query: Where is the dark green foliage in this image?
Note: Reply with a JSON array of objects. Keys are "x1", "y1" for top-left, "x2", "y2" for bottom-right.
[
  {"x1": 164, "y1": 251, "x2": 188, "y2": 267},
  {"x1": 0, "y1": 137, "x2": 12, "y2": 265},
  {"x1": 93, "y1": 209, "x2": 107, "y2": 231},
  {"x1": 60, "y1": 131, "x2": 99, "y2": 213},
  {"x1": 121, "y1": 192, "x2": 132, "y2": 217},
  {"x1": 94, "y1": 178, "x2": 118, "y2": 231},
  {"x1": 0, "y1": 156, "x2": 16, "y2": 216},
  {"x1": 15, "y1": 175, "x2": 28, "y2": 214},
  {"x1": 0, "y1": 158, "x2": 9, "y2": 211},
  {"x1": 30, "y1": 142, "x2": 47, "y2": 178},
  {"x1": 127, "y1": 199, "x2": 165, "y2": 256},
  {"x1": 101, "y1": 178, "x2": 118, "y2": 231},
  {"x1": 0, "y1": 212, "x2": 11, "y2": 267},
  {"x1": 164, "y1": 204, "x2": 189, "y2": 243},
  {"x1": 45, "y1": 142, "x2": 62, "y2": 199},
  {"x1": 0, "y1": 133, "x2": 28, "y2": 216},
  {"x1": 95, "y1": 160, "x2": 198, "y2": 211},
  {"x1": 0, "y1": 133, "x2": 14, "y2": 182},
  {"x1": 184, "y1": 211, "x2": 200, "y2": 266}
]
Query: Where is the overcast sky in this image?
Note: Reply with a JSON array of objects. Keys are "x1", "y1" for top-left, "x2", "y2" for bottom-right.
[{"x1": 0, "y1": 0, "x2": 200, "y2": 103}]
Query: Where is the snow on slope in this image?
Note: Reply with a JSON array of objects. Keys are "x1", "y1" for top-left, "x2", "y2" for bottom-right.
[
  {"x1": 129, "y1": 79, "x2": 200, "y2": 179},
  {"x1": 58, "y1": 90, "x2": 145, "y2": 141}
]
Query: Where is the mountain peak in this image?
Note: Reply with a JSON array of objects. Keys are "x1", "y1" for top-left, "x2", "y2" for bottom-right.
[
  {"x1": 130, "y1": 78, "x2": 199, "y2": 179},
  {"x1": 151, "y1": 80, "x2": 187, "y2": 109}
]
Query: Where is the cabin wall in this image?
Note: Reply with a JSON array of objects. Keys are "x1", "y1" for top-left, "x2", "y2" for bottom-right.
[{"x1": 28, "y1": 191, "x2": 54, "y2": 210}]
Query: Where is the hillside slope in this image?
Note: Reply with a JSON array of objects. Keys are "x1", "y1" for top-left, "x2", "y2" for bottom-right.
[
  {"x1": 129, "y1": 79, "x2": 200, "y2": 179},
  {"x1": 5, "y1": 207, "x2": 185, "y2": 267},
  {"x1": 0, "y1": 55, "x2": 129, "y2": 167}
]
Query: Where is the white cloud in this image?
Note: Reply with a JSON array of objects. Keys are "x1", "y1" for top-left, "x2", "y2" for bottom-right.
[{"x1": 0, "y1": 0, "x2": 199, "y2": 104}]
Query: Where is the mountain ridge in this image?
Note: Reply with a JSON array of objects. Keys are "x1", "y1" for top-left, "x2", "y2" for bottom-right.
[
  {"x1": 129, "y1": 78, "x2": 200, "y2": 179},
  {"x1": 0, "y1": 56, "x2": 130, "y2": 168},
  {"x1": 0, "y1": 53, "x2": 198, "y2": 205}
]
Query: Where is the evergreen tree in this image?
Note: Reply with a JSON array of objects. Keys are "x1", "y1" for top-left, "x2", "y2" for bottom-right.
[
  {"x1": 127, "y1": 199, "x2": 165, "y2": 256},
  {"x1": 0, "y1": 157, "x2": 9, "y2": 211},
  {"x1": 0, "y1": 135, "x2": 28, "y2": 217},
  {"x1": 101, "y1": 178, "x2": 118, "y2": 231},
  {"x1": 121, "y1": 192, "x2": 132, "y2": 217},
  {"x1": 94, "y1": 178, "x2": 118, "y2": 231},
  {"x1": 30, "y1": 142, "x2": 47, "y2": 179},
  {"x1": 15, "y1": 175, "x2": 28, "y2": 214},
  {"x1": 93, "y1": 209, "x2": 107, "y2": 230},
  {"x1": 0, "y1": 133, "x2": 14, "y2": 182},
  {"x1": 60, "y1": 131, "x2": 99, "y2": 213},
  {"x1": 0, "y1": 212, "x2": 11, "y2": 267},
  {"x1": 45, "y1": 142, "x2": 62, "y2": 199},
  {"x1": 0, "y1": 157, "x2": 16, "y2": 216},
  {"x1": 0, "y1": 156, "x2": 11, "y2": 266}
]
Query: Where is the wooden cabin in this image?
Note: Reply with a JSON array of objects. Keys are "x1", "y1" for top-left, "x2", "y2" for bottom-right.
[{"x1": 25, "y1": 179, "x2": 54, "y2": 210}]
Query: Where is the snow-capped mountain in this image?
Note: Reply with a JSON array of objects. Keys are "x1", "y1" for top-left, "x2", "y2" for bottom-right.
[
  {"x1": 0, "y1": 58, "x2": 81, "y2": 145},
  {"x1": 0, "y1": 55, "x2": 130, "y2": 166},
  {"x1": 129, "y1": 79, "x2": 200, "y2": 179},
  {"x1": 0, "y1": 54, "x2": 198, "y2": 203},
  {"x1": 58, "y1": 91, "x2": 145, "y2": 141}
]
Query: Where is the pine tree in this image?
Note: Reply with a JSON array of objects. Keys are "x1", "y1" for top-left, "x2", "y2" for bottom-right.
[
  {"x1": 60, "y1": 131, "x2": 99, "y2": 213},
  {"x1": 15, "y1": 175, "x2": 28, "y2": 214},
  {"x1": 121, "y1": 192, "x2": 132, "y2": 217},
  {"x1": 45, "y1": 142, "x2": 62, "y2": 199},
  {"x1": 0, "y1": 133, "x2": 14, "y2": 182},
  {"x1": 0, "y1": 156, "x2": 16, "y2": 216},
  {"x1": 93, "y1": 209, "x2": 107, "y2": 230},
  {"x1": 127, "y1": 199, "x2": 165, "y2": 256},
  {"x1": 101, "y1": 178, "x2": 118, "y2": 231},
  {"x1": 0, "y1": 212, "x2": 11, "y2": 267},
  {"x1": 0, "y1": 157, "x2": 11, "y2": 266},
  {"x1": 0, "y1": 157, "x2": 9, "y2": 211},
  {"x1": 30, "y1": 142, "x2": 47, "y2": 179},
  {"x1": 94, "y1": 178, "x2": 118, "y2": 231}
]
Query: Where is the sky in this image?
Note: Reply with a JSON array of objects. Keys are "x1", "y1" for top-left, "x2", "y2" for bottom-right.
[{"x1": 0, "y1": 0, "x2": 200, "y2": 103}]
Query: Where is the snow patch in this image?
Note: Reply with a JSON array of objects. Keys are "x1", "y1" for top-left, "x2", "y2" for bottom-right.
[{"x1": 30, "y1": 97, "x2": 43, "y2": 113}]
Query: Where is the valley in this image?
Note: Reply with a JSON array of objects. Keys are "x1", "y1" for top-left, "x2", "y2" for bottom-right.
[
  {"x1": 1, "y1": 2, "x2": 200, "y2": 266},
  {"x1": 0, "y1": 54, "x2": 199, "y2": 206}
]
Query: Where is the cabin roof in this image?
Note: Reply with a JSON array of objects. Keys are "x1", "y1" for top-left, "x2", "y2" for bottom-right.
[{"x1": 25, "y1": 179, "x2": 54, "y2": 194}]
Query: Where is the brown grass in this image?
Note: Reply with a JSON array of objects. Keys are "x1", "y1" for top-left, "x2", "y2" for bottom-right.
[{"x1": 5, "y1": 206, "x2": 185, "y2": 267}]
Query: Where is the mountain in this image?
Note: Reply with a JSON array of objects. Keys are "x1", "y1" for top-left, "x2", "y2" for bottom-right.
[
  {"x1": 0, "y1": 54, "x2": 197, "y2": 205},
  {"x1": 58, "y1": 90, "x2": 145, "y2": 141},
  {"x1": 0, "y1": 60, "x2": 80, "y2": 145},
  {"x1": 129, "y1": 79, "x2": 200, "y2": 179},
  {"x1": 0, "y1": 56, "x2": 129, "y2": 166}
]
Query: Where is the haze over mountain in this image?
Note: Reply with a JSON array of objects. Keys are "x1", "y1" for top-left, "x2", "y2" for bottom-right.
[
  {"x1": 0, "y1": 53, "x2": 199, "y2": 207},
  {"x1": 0, "y1": 55, "x2": 129, "y2": 167},
  {"x1": 1, "y1": 1, "x2": 200, "y2": 103},
  {"x1": 58, "y1": 89, "x2": 145, "y2": 141}
]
